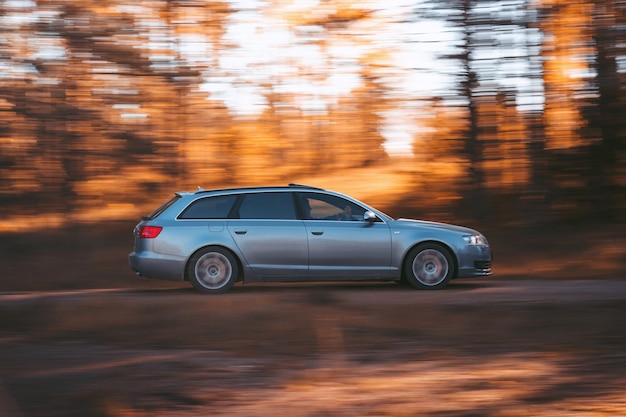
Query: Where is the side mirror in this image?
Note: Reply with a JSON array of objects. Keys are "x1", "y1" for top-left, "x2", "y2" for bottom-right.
[{"x1": 363, "y1": 211, "x2": 378, "y2": 222}]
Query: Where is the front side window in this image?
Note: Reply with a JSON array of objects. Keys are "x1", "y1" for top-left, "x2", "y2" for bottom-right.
[
  {"x1": 178, "y1": 195, "x2": 237, "y2": 219},
  {"x1": 237, "y1": 192, "x2": 297, "y2": 220},
  {"x1": 299, "y1": 192, "x2": 366, "y2": 221}
]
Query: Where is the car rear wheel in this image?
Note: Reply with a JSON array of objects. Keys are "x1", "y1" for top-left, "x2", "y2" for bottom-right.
[
  {"x1": 187, "y1": 247, "x2": 238, "y2": 294},
  {"x1": 404, "y1": 243, "x2": 454, "y2": 290}
]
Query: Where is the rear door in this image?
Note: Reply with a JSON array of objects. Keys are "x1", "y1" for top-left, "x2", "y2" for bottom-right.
[{"x1": 227, "y1": 192, "x2": 308, "y2": 276}]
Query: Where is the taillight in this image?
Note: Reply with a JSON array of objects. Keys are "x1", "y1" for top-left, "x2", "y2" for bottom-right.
[{"x1": 138, "y1": 225, "x2": 162, "y2": 239}]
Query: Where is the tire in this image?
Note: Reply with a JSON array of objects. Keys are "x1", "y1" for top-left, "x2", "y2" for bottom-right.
[
  {"x1": 187, "y1": 247, "x2": 238, "y2": 294},
  {"x1": 404, "y1": 243, "x2": 454, "y2": 290}
]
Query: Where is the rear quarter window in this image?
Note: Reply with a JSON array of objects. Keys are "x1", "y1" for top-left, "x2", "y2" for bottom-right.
[
  {"x1": 144, "y1": 195, "x2": 181, "y2": 220},
  {"x1": 178, "y1": 195, "x2": 237, "y2": 219}
]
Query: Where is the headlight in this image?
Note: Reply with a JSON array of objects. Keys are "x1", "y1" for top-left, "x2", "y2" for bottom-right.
[{"x1": 463, "y1": 234, "x2": 488, "y2": 246}]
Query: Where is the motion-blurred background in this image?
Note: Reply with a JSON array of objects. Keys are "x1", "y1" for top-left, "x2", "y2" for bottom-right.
[{"x1": 1, "y1": 0, "x2": 625, "y2": 230}]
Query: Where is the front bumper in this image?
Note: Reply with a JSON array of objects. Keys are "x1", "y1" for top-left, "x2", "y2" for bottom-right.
[{"x1": 456, "y1": 246, "x2": 492, "y2": 278}]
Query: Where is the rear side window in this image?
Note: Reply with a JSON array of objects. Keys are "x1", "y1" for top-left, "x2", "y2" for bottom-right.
[
  {"x1": 237, "y1": 192, "x2": 296, "y2": 220},
  {"x1": 179, "y1": 195, "x2": 237, "y2": 219}
]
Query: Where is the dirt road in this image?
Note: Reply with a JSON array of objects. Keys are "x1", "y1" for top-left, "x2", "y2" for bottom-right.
[
  {"x1": 1, "y1": 221, "x2": 626, "y2": 416},
  {"x1": 1, "y1": 279, "x2": 626, "y2": 417}
]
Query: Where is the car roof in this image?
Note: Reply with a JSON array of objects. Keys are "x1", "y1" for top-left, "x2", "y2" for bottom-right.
[
  {"x1": 169, "y1": 183, "x2": 394, "y2": 222},
  {"x1": 178, "y1": 183, "x2": 326, "y2": 197}
]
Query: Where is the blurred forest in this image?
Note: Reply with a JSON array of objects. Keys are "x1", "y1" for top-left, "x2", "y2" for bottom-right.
[{"x1": 1, "y1": 0, "x2": 626, "y2": 229}]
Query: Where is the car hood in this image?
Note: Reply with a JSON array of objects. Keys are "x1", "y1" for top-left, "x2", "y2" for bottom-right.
[{"x1": 392, "y1": 218, "x2": 478, "y2": 235}]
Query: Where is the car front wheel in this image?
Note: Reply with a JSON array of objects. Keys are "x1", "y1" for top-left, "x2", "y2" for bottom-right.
[
  {"x1": 404, "y1": 243, "x2": 454, "y2": 290},
  {"x1": 187, "y1": 247, "x2": 238, "y2": 294}
]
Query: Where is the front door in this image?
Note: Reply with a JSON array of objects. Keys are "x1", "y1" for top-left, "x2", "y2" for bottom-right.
[
  {"x1": 305, "y1": 220, "x2": 392, "y2": 277},
  {"x1": 298, "y1": 192, "x2": 392, "y2": 277}
]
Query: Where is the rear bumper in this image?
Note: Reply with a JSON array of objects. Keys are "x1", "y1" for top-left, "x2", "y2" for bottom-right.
[{"x1": 129, "y1": 251, "x2": 187, "y2": 282}]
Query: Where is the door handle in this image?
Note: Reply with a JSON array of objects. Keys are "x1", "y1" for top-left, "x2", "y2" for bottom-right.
[
  {"x1": 311, "y1": 231, "x2": 324, "y2": 235},
  {"x1": 234, "y1": 230, "x2": 247, "y2": 235}
]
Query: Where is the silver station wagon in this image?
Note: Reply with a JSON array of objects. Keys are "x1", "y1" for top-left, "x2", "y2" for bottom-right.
[{"x1": 129, "y1": 184, "x2": 492, "y2": 293}]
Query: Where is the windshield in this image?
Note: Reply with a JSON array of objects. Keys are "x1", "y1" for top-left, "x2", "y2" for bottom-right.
[{"x1": 375, "y1": 208, "x2": 394, "y2": 222}]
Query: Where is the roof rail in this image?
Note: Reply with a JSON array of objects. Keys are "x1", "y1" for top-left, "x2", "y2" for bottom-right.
[{"x1": 288, "y1": 183, "x2": 324, "y2": 190}]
